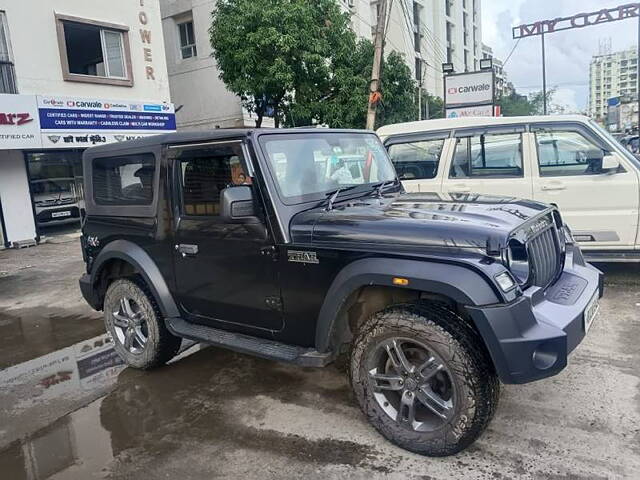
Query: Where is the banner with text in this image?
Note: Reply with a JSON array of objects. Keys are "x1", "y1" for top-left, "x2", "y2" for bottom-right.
[{"x1": 444, "y1": 71, "x2": 494, "y2": 108}]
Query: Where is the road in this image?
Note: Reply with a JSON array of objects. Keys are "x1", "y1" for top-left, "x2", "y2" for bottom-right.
[{"x1": 0, "y1": 239, "x2": 639, "y2": 479}]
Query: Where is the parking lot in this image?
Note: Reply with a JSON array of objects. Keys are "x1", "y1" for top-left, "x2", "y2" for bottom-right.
[{"x1": 0, "y1": 239, "x2": 639, "y2": 479}]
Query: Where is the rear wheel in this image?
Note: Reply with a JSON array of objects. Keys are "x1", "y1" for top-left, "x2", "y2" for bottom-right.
[
  {"x1": 349, "y1": 303, "x2": 499, "y2": 456},
  {"x1": 104, "y1": 279, "x2": 181, "y2": 369}
]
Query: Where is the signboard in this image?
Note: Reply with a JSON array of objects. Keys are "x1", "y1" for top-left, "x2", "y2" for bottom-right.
[
  {"x1": 0, "y1": 94, "x2": 41, "y2": 148},
  {"x1": 446, "y1": 104, "x2": 495, "y2": 118},
  {"x1": 444, "y1": 71, "x2": 494, "y2": 108},
  {"x1": 0, "y1": 94, "x2": 175, "y2": 150},
  {"x1": 513, "y1": 4, "x2": 640, "y2": 39},
  {"x1": 37, "y1": 95, "x2": 175, "y2": 149}
]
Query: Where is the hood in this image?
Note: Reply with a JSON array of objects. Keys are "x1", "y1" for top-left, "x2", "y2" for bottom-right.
[{"x1": 290, "y1": 192, "x2": 552, "y2": 253}]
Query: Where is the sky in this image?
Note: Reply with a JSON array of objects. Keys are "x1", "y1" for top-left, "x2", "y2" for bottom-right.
[{"x1": 481, "y1": 0, "x2": 638, "y2": 112}]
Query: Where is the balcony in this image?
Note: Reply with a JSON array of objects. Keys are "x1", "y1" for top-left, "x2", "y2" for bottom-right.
[{"x1": 0, "y1": 60, "x2": 17, "y2": 94}]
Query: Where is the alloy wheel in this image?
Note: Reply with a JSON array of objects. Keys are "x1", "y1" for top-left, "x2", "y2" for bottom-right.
[
  {"x1": 112, "y1": 297, "x2": 149, "y2": 355},
  {"x1": 367, "y1": 337, "x2": 456, "y2": 432}
]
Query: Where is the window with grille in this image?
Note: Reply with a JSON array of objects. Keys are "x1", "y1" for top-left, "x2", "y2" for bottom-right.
[{"x1": 178, "y1": 20, "x2": 197, "y2": 59}]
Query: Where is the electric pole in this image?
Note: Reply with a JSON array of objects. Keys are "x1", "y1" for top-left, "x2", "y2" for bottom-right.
[{"x1": 366, "y1": 0, "x2": 388, "y2": 130}]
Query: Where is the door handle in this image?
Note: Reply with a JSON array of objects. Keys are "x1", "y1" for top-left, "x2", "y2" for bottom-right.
[
  {"x1": 449, "y1": 185, "x2": 471, "y2": 193},
  {"x1": 541, "y1": 184, "x2": 566, "y2": 191},
  {"x1": 175, "y1": 244, "x2": 199, "y2": 257}
]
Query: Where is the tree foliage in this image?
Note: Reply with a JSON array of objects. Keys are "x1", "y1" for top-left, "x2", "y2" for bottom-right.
[
  {"x1": 498, "y1": 89, "x2": 556, "y2": 116},
  {"x1": 210, "y1": 0, "x2": 355, "y2": 127},
  {"x1": 210, "y1": 0, "x2": 422, "y2": 129},
  {"x1": 288, "y1": 39, "x2": 420, "y2": 129}
]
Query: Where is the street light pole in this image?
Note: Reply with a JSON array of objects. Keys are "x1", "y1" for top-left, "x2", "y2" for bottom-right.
[
  {"x1": 541, "y1": 32, "x2": 547, "y2": 115},
  {"x1": 366, "y1": 0, "x2": 388, "y2": 130}
]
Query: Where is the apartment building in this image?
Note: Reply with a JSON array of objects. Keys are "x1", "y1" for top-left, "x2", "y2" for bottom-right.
[
  {"x1": 589, "y1": 47, "x2": 638, "y2": 121},
  {"x1": 0, "y1": 0, "x2": 174, "y2": 248},
  {"x1": 481, "y1": 43, "x2": 512, "y2": 98},
  {"x1": 161, "y1": 0, "x2": 482, "y2": 130}
]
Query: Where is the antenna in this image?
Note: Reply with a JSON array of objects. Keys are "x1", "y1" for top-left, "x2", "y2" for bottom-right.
[{"x1": 598, "y1": 37, "x2": 612, "y2": 56}]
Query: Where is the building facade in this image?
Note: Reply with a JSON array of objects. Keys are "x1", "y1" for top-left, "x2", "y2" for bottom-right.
[
  {"x1": 481, "y1": 43, "x2": 512, "y2": 98},
  {"x1": 0, "y1": 0, "x2": 174, "y2": 248},
  {"x1": 589, "y1": 47, "x2": 638, "y2": 122},
  {"x1": 161, "y1": 0, "x2": 482, "y2": 130}
]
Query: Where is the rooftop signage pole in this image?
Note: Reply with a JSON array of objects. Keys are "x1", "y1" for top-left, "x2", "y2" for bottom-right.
[{"x1": 513, "y1": 3, "x2": 640, "y2": 128}]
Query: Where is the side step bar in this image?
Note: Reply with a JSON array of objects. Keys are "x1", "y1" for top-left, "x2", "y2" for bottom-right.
[
  {"x1": 584, "y1": 251, "x2": 640, "y2": 263},
  {"x1": 166, "y1": 317, "x2": 334, "y2": 367}
]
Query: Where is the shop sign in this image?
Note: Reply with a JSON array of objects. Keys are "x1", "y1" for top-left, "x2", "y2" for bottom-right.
[
  {"x1": 37, "y1": 96, "x2": 176, "y2": 132},
  {"x1": 446, "y1": 104, "x2": 495, "y2": 118},
  {"x1": 444, "y1": 71, "x2": 494, "y2": 108},
  {"x1": 0, "y1": 94, "x2": 42, "y2": 149},
  {"x1": 41, "y1": 132, "x2": 161, "y2": 149}
]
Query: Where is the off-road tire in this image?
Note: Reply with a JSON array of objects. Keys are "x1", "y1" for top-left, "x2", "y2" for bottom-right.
[
  {"x1": 349, "y1": 303, "x2": 500, "y2": 456},
  {"x1": 104, "y1": 278, "x2": 181, "y2": 369}
]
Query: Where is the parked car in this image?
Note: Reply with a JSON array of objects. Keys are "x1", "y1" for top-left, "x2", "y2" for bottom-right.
[
  {"x1": 78, "y1": 129, "x2": 601, "y2": 456},
  {"x1": 31, "y1": 177, "x2": 83, "y2": 227},
  {"x1": 378, "y1": 115, "x2": 640, "y2": 262}
]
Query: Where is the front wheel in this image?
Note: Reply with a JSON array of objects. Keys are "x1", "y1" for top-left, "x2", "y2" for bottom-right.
[
  {"x1": 103, "y1": 278, "x2": 181, "y2": 369},
  {"x1": 349, "y1": 304, "x2": 499, "y2": 456}
]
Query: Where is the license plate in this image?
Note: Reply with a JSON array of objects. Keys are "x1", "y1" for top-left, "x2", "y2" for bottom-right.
[
  {"x1": 52, "y1": 211, "x2": 71, "y2": 218},
  {"x1": 584, "y1": 291, "x2": 600, "y2": 333}
]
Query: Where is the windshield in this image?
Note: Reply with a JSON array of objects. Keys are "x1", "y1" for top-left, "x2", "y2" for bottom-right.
[
  {"x1": 589, "y1": 120, "x2": 640, "y2": 170},
  {"x1": 259, "y1": 132, "x2": 397, "y2": 204}
]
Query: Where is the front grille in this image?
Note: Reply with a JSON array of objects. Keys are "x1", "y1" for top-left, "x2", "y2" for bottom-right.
[{"x1": 527, "y1": 224, "x2": 561, "y2": 288}]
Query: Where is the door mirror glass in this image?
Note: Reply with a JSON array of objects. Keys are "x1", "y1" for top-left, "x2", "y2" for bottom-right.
[
  {"x1": 601, "y1": 154, "x2": 620, "y2": 172},
  {"x1": 220, "y1": 185, "x2": 256, "y2": 219}
]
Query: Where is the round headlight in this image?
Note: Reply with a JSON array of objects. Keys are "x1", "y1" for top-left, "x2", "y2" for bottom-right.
[{"x1": 507, "y1": 238, "x2": 530, "y2": 285}]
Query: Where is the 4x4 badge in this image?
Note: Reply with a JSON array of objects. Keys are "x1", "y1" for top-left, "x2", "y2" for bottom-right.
[{"x1": 288, "y1": 250, "x2": 319, "y2": 264}]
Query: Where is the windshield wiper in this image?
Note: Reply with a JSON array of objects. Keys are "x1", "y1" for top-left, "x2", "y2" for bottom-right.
[
  {"x1": 371, "y1": 179, "x2": 397, "y2": 198},
  {"x1": 324, "y1": 185, "x2": 358, "y2": 211}
]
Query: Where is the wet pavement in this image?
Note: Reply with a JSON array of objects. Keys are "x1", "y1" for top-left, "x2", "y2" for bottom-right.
[{"x1": 0, "y1": 241, "x2": 639, "y2": 479}]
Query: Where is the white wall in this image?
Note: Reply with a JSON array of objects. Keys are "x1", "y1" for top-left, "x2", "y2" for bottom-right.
[
  {"x1": 161, "y1": 0, "x2": 248, "y2": 129},
  {"x1": 0, "y1": 0, "x2": 171, "y2": 103},
  {"x1": 0, "y1": 150, "x2": 36, "y2": 245}
]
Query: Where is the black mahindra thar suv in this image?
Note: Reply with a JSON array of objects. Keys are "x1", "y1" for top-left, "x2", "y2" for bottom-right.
[{"x1": 79, "y1": 129, "x2": 603, "y2": 456}]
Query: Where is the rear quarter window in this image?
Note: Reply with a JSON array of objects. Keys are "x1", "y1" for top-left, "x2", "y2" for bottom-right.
[{"x1": 92, "y1": 153, "x2": 155, "y2": 205}]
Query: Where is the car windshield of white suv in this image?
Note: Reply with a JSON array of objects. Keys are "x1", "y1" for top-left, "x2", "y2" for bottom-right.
[{"x1": 259, "y1": 132, "x2": 397, "y2": 204}]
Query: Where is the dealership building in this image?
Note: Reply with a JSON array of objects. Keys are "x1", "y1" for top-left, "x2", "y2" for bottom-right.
[{"x1": 0, "y1": 0, "x2": 174, "y2": 248}]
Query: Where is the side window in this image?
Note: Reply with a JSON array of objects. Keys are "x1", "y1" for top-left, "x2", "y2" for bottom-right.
[
  {"x1": 93, "y1": 153, "x2": 155, "y2": 205},
  {"x1": 450, "y1": 133, "x2": 523, "y2": 178},
  {"x1": 387, "y1": 138, "x2": 446, "y2": 180},
  {"x1": 177, "y1": 143, "x2": 249, "y2": 217},
  {"x1": 535, "y1": 130, "x2": 609, "y2": 177}
]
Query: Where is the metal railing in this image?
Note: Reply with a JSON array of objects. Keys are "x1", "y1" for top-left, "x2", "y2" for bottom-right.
[{"x1": 0, "y1": 60, "x2": 17, "y2": 94}]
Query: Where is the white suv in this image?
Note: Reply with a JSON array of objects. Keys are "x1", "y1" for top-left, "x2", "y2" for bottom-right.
[{"x1": 378, "y1": 115, "x2": 640, "y2": 261}]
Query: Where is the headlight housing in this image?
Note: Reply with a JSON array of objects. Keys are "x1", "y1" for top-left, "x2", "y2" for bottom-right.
[{"x1": 506, "y1": 238, "x2": 530, "y2": 286}]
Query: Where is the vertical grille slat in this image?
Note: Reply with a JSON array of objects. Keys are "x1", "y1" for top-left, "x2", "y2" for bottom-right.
[{"x1": 526, "y1": 218, "x2": 561, "y2": 289}]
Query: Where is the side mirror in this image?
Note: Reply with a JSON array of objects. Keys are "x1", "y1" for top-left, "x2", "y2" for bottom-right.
[
  {"x1": 220, "y1": 186, "x2": 256, "y2": 220},
  {"x1": 601, "y1": 153, "x2": 620, "y2": 173}
]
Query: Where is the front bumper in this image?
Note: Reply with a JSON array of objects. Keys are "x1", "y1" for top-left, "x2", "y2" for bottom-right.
[{"x1": 467, "y1": 243, "x2": 603, "y2": 384}]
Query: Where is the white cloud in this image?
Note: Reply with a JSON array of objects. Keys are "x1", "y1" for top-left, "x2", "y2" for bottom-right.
[{"x1": 481, "y1": 0, "x2": 638, "y2": 110}]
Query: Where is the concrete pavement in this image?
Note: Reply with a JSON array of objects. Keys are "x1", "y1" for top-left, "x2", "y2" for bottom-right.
[{"x1": 0, "y1": 240, "x2": 638, "y2": 479}]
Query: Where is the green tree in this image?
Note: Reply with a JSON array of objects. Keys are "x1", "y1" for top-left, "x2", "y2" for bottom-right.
[
  {"x1": 287, "y1": 39, "x2": 419, "y2": 129},
  {"x1": 210, "y1": 0, "x2": 355, "y2": 127},
  {"x1": 498, "y1": 89, "x2": 555, "y2": 116},
  {"x1": 418, "y1": 93, "x2": 444, "y2": 120}
]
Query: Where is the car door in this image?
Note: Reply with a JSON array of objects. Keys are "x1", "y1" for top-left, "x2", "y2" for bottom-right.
[
  {"x1": 441, "y1": 126, "x2": 533, "y2": 199},
  {"x1": 530, "y1": 123, "x2": 640, "y2": 249},
  {"x1": 171, "y1": 140, "x2": 283, "y2": 332},
  {"x1": 385, "y1": 132, "x2": 450, "y2": 193}
]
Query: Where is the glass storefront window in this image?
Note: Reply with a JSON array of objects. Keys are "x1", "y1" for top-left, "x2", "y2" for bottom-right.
[{"x1": 26, "y1": 151, "x2": 85, "y2": 230}]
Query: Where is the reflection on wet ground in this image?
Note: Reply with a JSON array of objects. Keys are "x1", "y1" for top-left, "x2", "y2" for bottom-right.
[{"x1": 0, "y1": 338, "x2": 361, "y2": 479}]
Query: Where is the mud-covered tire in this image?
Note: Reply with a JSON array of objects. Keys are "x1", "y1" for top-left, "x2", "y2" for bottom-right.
[
  {"x1": 103, "y1": 278, "x2": 181, "y2": 369},
  {"x1": 349, "y1": 303, "x2": 499, "y2": 456}
]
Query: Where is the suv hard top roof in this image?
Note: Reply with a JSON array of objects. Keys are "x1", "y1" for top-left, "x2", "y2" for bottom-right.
[
  {"x1": 376, "y1": 114, "x2": 592, "y2": 139},
  {"x1": 84, "y1": 128, "x2": 370, "y2": 156}
]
